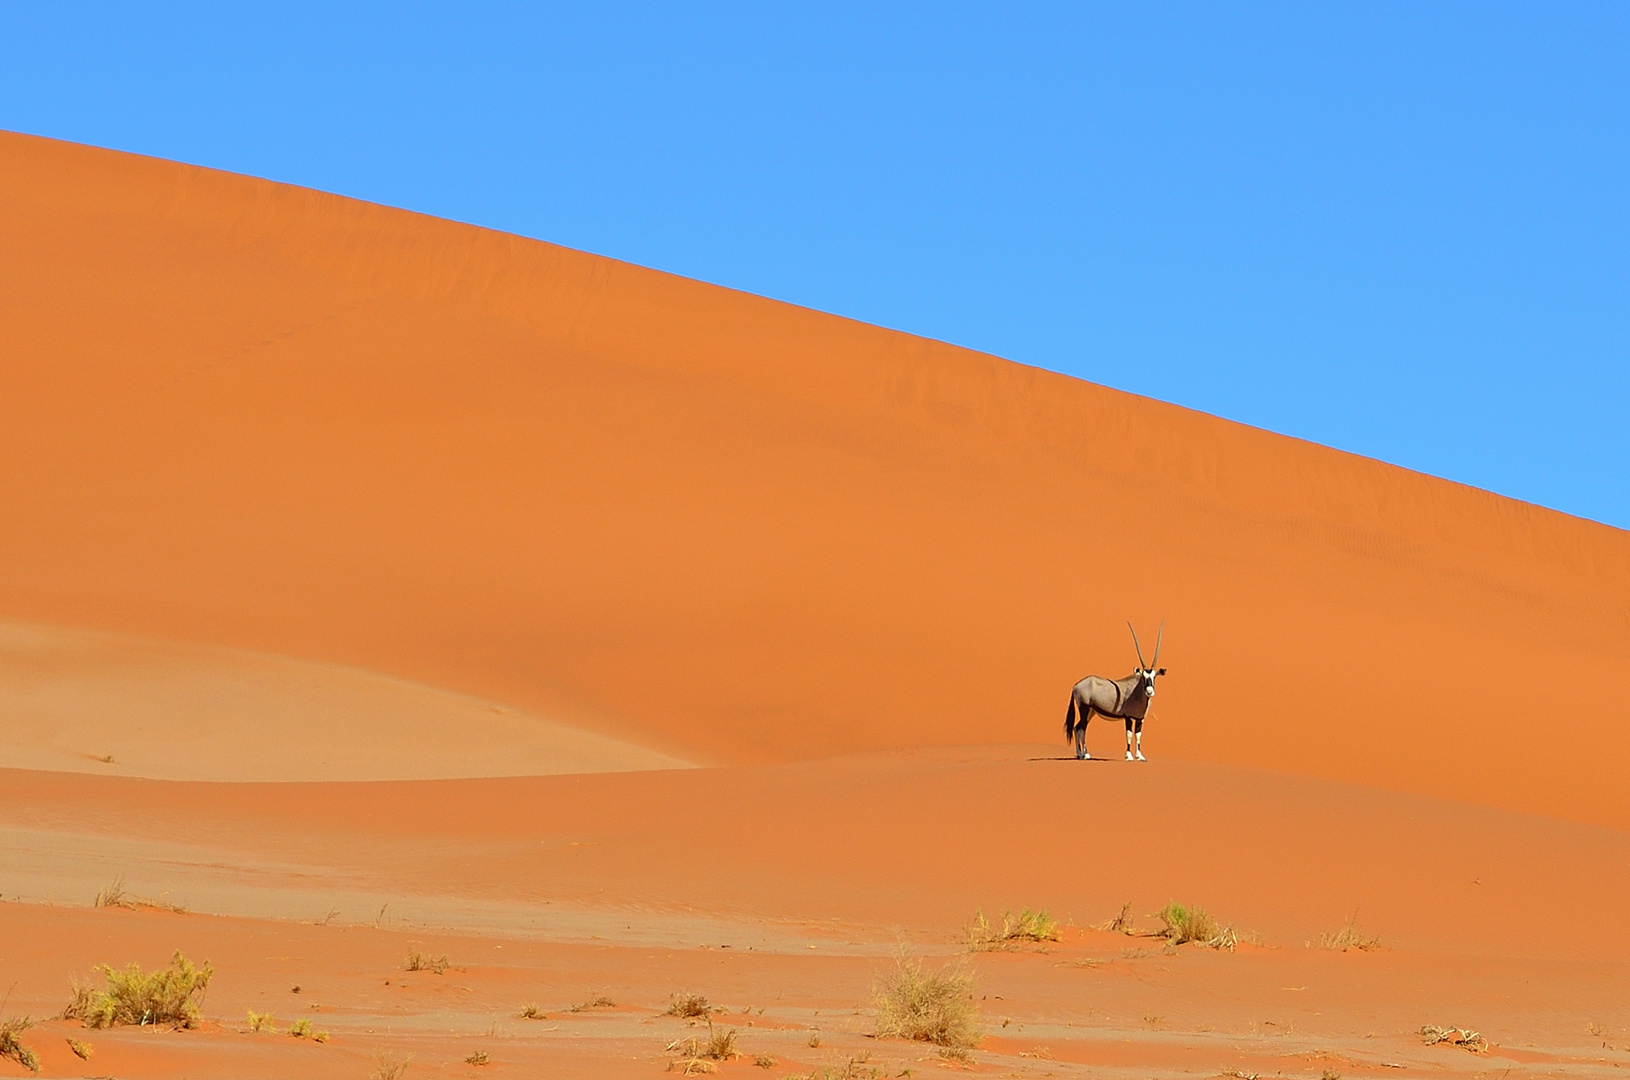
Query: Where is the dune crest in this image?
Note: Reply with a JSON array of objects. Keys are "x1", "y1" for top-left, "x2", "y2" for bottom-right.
[{"x1": 0, "y1": 620, "x2": 690, "y2": 781}]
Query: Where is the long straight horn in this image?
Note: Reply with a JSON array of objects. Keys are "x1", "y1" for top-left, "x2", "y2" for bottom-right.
[
  {"x1": 1152, "y1": 621, "x2": 1164, "y2": 669},
  {"x1": 1128, "y1": 621, "x2": 1148, "y2": 670}
]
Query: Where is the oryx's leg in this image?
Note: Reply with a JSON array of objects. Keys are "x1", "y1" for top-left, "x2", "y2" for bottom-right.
[
  {"x1": 1134, "y1": 717, "x2": 1145, "y2": 761},
  {"x1": 1075, "y1": 704, "x2": 1091, "y2": 759},
  {"x1": 1124, "y1": 718, "x2": 1135, "y2": 761}
]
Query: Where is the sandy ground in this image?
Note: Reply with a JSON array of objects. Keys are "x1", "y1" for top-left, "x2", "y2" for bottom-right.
[
  {"x1": 1, "y1": 130, "x2": 1628, "y2": 1078},
  {"x1": 1, "y1": 749, "x2": 1628, "y2": 1078}
]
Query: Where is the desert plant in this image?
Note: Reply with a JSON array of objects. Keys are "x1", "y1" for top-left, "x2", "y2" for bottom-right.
[
  {"x1": 0, "y1": 1016, "x2": 39, "y2": 1073},
  {"x1": 1093, "y1": 901, "x2": 1136, "y2": 933},
  {"x1": 666, "y1": 992, "x2": 710, "y2": 1019},
  {"x1": 667, "y1": 1018, "x2": 739, "y2": 1073},
  {"x1": 1420, "y1": 1025, "x2": 1488, "y2": 1052},
  {"x1": 246, "y1": 1009, "x2": 277, "y2": 1032},
  {"x1": 371, "y1": 1051, "x2": 411, "y2": 1079},
  {"x1": 92, "y1": 877, "x2": 184, "y2": 913},
  {"x1": 1154, "y1": 902, "x2": 1237, "y2": 949},
  {"x1": 517, "y1": 1003, "x2": 546, "y2": 1019},
  {"x1": 63, "y1": 950, "x2": 214, "y2": 1028},
  {"x1": 465, "y1": 1049, "x2": 490, "y2": 1065},
  {"x1": 289, "y1": 1017, "x2": 312, "y2": 1038},
  {"x1": 1317, "y1": 917, "x2": 1380, "y2": 952},
  {"x1": 966, "y1": 908, "x2": 1060, "y2": 950},
  {"x1": 873, "y1": 954, "x2": 981, "y2": 1049},
  {"x1": 402, "y1": 949, "x2": 449, "y2": 974},
  {"x1": 571, "y1": 995, "x2": 616, "y2": 1011},
  {"x1": 753, "y1": 1053, "x2": 776, "y2": 1068},
  {"x1": 67, "y1": 1037, "x2": 93, "y2": 1060}
]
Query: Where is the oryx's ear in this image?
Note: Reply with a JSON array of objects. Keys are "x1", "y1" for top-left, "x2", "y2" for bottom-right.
[{"x1": 1158, "y1": 667, "x2": 1167, "y2": 676}]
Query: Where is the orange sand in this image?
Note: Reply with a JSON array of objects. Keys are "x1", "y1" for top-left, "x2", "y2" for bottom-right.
[{"x1": 0, "y1": 129, "x2": 1626, "y2": 1078}]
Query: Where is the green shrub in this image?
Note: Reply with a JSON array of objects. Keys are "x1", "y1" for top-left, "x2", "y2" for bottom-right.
[
  {"x1": 0, "y1": 1016, "x2": 39, "y2": 1072},
  {"x1": 1154, "y1": 902, "x2": 1236, "y2": 949},
  {"x1": 64, "y1": 950, "x2": 214, "y2": 1029},
  {"x1": 966, "y1": 907, "x2": 1060, "y2": 950}
]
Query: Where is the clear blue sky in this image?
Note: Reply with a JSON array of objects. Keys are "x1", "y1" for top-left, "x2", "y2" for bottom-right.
[{"x1": 5, "y1": 3, "x2": 1627, "y2": 528}]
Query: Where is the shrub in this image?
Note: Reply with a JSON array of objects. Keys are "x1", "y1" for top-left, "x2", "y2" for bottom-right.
[
  {"x1": 666, "y1": 1020, "x2": 737, "y2": 1073},
  {"x1": 571, "y1": 995, "x2": 617, "y2": 1011},
  {"x1": 67, "y1": 1037, "x2": 93, "y2": 1060},
  {"x1": 1154, "y1": 902, "x2": 1237, "y2": 949},
  {"x1": 1093, "y1": 901, "x2": 1135, "y2": 933},
  {"x1": 371, "y1": 1051, "x2": 411, "y2": 1079},
  {"x1": 1420, "y1": 1025, "x2": 1487, "y2": 1053},
  {"x1": 247, "y1": 1009, "x2": 276, "y2": 1032},
  {"x1": 92, "y1": 877, "x2": 184, "y2": 913},
  {"x1": 64, "y1": 951, "x2": 214, "y2": 1028},
  {"x1": 665, "y1": 992, "x2": 710, "y2": 1019},
  {"x1": 0, "y1": 1016, "x2": 39, "y2": 1073},
  {"x1": 517, "y1": 1003, "x2": 546, "y2": 1019},
  {"x1": 402, "y1": 949, "x2": 449, "y2": 974},
  {"x1": 289, "y1": 1018, "x2": 312, "y2": 1038},
  {"x1": 873, "y1": 954, "x2": 981, "y2": 1049},
  {"x1": 966, "y1": 908, "x2": 1060, "y2": 950},
  {"x1": 465, "y1": 1049, "x2": 490, "y2": 1065},
  {"x1": 1317, "y1": 917, "x2": 1380, "y2": 952}
]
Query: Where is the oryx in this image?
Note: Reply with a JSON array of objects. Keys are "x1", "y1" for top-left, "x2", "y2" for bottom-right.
[{"x1": 1064, "y1": 622, "x2": 1166, "y2": 761}]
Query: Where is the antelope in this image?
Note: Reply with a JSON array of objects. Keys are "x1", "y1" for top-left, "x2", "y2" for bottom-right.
[{"x1": 1064, "y1": 622, "x2": 1166, "y2": 761}]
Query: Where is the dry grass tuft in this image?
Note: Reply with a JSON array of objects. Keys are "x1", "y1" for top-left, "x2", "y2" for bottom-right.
[
  {"x1": 966, "y1": 908, "x2": 1060, "y2": 950},
  {"x1": 402, "y1": 949, "x2": 449, "y2": 974},
  {"x1": 67, "y1": 1037, "x2": 93, "y2": 1060},
  {"x1": 1219, "y1": 1069, "x2": 1258, "y2": 1080},
  {"x1": 571, "y1": 995, "x2": 617, "y2": 1012},
  {"x1": 783, "y1": 1057, "x2": 877, "y2": 1080},
  {"x1": 0, "y1": 1016, "x2": 39, "y2": 1073},
  {"x1": 666, "y1": 1020, "x2": 738, "y2": 1073},
  {"x1": 1093, "y1": 901, "x2": 1136, "y2": 934},
  {"x1": 371, "y1": 1051, "x2": 411, "y2": 1080},
  {"x1": 289, "y1": 1017, "x2": 312, "y2": 1038},
  {"x1": 63, "y1": 950, "x2": 214, "y2": 1029},
  {"x1": 753, "y1": 1053, "x2": 776, "y2": 1068},
  {"x1": 1154, "y1": 902, "x2": 1238, "y2": 950},
  {"x1": 666, "y1": 992, "x2": 711, "y2": 1019},
  {"x1": 1420, "y1": 1025, "x2": 1488, "y2": 1053},
  {"x1": 92, "y1": 877, "x2": 185, "y2": 913},
  {"x1": 1321, "y1": 1069, "x2": 1341, "y2": 1080},
  {"x1": 465, "y1": 1049, "x2": 490, "y2": 1066},
  {"x1": 1317, "y1": 917, "x2": 1380, "y2": 952},
  {"x1": 873, "y1": 953, "x2": 981, "y2": 1049},
  {"x1": 246, "y1": 1009, "x2": 277, "y2": 1033},
  {"x1": 517, "y1": 1003, "x2": 546, "y2": 1019}
]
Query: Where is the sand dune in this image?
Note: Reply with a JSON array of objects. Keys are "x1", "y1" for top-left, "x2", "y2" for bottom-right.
[
  {"x1": 0, "y1": 620, "x2": 689, "y2": 781},
  {"x1": 1, "y1": 128, "x2": 1628, "y2": 1079},
  {"x1": 3, "y1": 129, "x2": 1627, "y2": 829}
]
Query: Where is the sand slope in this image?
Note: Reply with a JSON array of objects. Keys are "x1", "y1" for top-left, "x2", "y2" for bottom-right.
[
  {"x1": 1, "y1": 127, "x2": 1628, "y2": 830},
  {"x1": 0, "y1": 620, "x2": 689, "y2": 780}
]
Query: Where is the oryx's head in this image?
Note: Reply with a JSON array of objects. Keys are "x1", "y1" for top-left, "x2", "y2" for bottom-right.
[{"x1": 1128, "y1": 621, "x2": 1167, "y2": 697}]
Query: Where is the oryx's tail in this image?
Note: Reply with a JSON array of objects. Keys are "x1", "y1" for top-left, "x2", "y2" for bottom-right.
[{"x1": 1064, "y1": 692, "x2": 1077, "y2": 742}]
